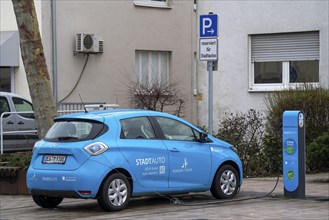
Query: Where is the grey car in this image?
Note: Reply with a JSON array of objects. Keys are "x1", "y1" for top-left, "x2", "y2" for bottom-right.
[{"x1": 0, "y1": 91, "x2": 37, "y2": 152}]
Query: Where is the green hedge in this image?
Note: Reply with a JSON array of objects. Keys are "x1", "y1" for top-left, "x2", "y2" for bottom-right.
[
  {"x1": 214, "y1": 86, "x2": 329, "y2": 176},
  {"x1": 214, "y1": 109, "x2": 266, "y2": 177},
  {"x1": 0, "y1": 151, "x2": 32, "y2": 170},
  {"x1": 307, "y1": 132, "x2": 329, "y2": 172},
  {"x1": 264, "y1": 85, "x2": 329, "y2": 173}
]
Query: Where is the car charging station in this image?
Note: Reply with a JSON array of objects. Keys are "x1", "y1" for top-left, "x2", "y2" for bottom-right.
[{"x1": 282, "y1": 111, "x2": 306, "y2": 199}]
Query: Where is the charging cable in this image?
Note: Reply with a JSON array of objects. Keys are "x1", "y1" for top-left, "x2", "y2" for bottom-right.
[{"x1": 168, "y1": 173, "x2": 280, "y2": 206}]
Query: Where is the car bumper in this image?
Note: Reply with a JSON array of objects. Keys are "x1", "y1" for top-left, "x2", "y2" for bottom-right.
[{"x1": 26, "y1": 158, "x2": 110, "y2": 198}]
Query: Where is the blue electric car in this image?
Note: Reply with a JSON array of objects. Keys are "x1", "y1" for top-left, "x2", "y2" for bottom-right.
[{"x1": 27, "y1": 109, "x2": 243, "y2": 211}]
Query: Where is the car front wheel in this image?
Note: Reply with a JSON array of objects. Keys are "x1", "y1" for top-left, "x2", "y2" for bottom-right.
[
  {"x1": 97, "y1": 173, "x2": 131, "y2": 211},
  {"x1": 32, "y1": 195, "x2": 63, "y2": 208},
  {"x1": 210, "y1": 164, "x2": 240, "y2": 199}
]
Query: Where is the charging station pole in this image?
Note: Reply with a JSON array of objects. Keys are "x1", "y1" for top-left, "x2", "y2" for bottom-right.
[{"x1": 282, "y1": 111, "x2": 306, "y2": 199}]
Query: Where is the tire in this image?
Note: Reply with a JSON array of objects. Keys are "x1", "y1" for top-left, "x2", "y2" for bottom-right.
[
  {"x1": 97, "y1": 173, "x2": 131, "y2": 211},
  {"x1": 210, "y1": 164, "x2": 240, "y2": 199},
  {"x1": 32, "y1": 195, "x2": 63, "y2": 208}
]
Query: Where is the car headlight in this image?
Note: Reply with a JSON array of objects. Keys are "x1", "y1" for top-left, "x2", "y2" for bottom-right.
[
  {"x1": 230, "y1": 146, "x2": 238, "y2": 154},
  {"x1": 84, "y1": 142, "x2": 108, "y2": 156}
]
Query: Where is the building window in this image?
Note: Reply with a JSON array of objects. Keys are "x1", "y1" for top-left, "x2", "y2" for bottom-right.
[
  {"x1": 250, "y1": 31, "x2": 319, "y2": 91},
  {"x1": 134, "y1": 0, "x2": 170, "y2": 8},
  {"x1": 135, "y1": 50, "x2": 169, "y2": 87},
  {"x1": 0, "y1": 67, "x2": 13, "y2": 92}
]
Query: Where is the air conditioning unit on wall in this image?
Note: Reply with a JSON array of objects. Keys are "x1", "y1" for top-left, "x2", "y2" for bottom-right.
[{"x1": 75, "y1": 33, "x2": 103, "y2": 54}]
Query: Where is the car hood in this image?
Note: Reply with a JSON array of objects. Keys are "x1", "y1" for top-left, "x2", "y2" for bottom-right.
[{"x1": 208, "y1": 135, "x2": 232, "y2": 148}]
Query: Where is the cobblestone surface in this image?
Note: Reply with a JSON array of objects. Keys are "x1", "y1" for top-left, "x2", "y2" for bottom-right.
[{"x1": 1, "y1": 173, "x2": 328, "y2": 220}]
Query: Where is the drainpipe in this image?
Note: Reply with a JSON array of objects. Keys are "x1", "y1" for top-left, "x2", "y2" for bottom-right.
[{"x1": 51, "y1": 0, "x2": 58, "y2": 104}]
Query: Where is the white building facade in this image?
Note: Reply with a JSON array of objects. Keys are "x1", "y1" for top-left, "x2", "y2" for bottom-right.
[
  {"x1": 2, "y1": 0, "x2": 328, "y2": 128},
  {"x1": 196, "y1": 0, "x2": 329, "y2": 129},
  {"x1": 41, "y1": 0, "x2": 198, "y2": 122},
  {"x1": 0, "y1": 0, "x2": 42, "y2": 99}
]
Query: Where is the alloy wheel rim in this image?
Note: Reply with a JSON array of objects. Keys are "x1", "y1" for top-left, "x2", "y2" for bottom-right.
[
  {"x1": 220, "y1": 170, "x2": 237, "y2": 196},
  {"x1": 108, "y1": 178, "x2": 128, "y2": 206}
]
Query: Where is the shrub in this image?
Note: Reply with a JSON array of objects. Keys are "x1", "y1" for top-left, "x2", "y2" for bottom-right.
[
  {"x1": 265, "y1": 85, "x2": 329, "y2": 145},
  {"x1": 307, "y1": 132, "x2": 329, "y2": 172},
  {"x1": 128, "y1": 78, "x2": 186, "y2": 117},
  {"x1": 0, "y1": 151, "x2": 32, "y2": 170},
  {"x1": 214, "y1": 109, "x2": 266, "y2": 177},
  {"x1": 264, "y1": 85, "x2": 329, "y2": 173},
  {"x1": 262, "y1": 133, "x2": 282, "y2": 174}
]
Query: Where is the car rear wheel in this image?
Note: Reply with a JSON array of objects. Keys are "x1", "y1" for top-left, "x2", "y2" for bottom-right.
[
  {"x1": 32, "y1": 195, "x2": 63, "y2": 208},
  {"x1": 210, "y1": 164, "x2": 239, "y2": 199},
  {"x1": 97, "y1": 173, "x2": 131, "y2": 211}
]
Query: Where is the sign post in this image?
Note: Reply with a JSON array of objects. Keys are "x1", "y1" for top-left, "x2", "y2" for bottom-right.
[{"x1": 200, "y1": 13, "x2": 218, "y2": 134}]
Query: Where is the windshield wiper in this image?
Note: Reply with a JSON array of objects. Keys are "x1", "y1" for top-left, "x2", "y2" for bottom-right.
[{"x1": 56, "y1": 136, "x2": 79, "y2": 141}]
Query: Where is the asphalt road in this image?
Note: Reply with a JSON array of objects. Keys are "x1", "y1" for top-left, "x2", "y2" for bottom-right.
[{"x1": 1, "y1": 174, "x2": 328, "y2": 220}]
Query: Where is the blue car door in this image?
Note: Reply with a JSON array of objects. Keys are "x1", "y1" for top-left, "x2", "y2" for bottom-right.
[
  {"x1": 117, "y1": 116, "x2": 169, "y2": 188},
  {"x1": 154, "y1": 117, "x2": 211, "y2": 188}
]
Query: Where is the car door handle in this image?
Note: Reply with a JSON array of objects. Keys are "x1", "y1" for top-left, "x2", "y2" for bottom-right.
[
  {"x1": 170, "y1": 148, "x2": 180, "y2": 152},
  {"x1": 17, "y1": 121, "x2": 24, "y2": 125},
  {"x1": 7, "y1": 121, "x2": 14, "y2": 125}
]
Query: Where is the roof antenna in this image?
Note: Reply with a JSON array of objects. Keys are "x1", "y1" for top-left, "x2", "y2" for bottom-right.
[{"x1": 78, "y1": 93, "x2": 88, "y2": 113}]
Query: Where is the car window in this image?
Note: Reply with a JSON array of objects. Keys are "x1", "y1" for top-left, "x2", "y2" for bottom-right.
[
  {"x1": 12, "y1": 97, "x2": 34, "y2": 119},
  {"x1": 45, "y1": 120, "x2": 107, "y2": 142},
  {"x1": 120, "y1": 117, "x2": 155, "y2": 139},
  {"x1": 155, "y1": 117, "x2": 199, "y2": 141},
  {"x1": 0, "y1": 96, "x2": 10, "y2": 118}
]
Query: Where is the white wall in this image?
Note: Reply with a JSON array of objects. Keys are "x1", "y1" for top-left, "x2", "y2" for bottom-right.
[
  {"x1": 0, "y1": 0, "x2": 43, "y2": 100},
  {"x1": 41, "y1": 0, "x2": 197, "y2": 121},
  {"x1": 197, "y1": 0, "x2": 329, "y2": 129}
]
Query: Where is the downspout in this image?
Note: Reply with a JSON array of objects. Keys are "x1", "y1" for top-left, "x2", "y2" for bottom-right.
[{"x1": 51, "y1": 0, "x2": 58, "y2": 104}]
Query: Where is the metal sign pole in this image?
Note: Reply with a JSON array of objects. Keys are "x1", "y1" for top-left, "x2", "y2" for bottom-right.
[
  {"x1": 200, "y1": 13, "x2": 218, "y2": 135},
  {"x1": 208, "y1": 61, "x2": 213, "y2": 134}
]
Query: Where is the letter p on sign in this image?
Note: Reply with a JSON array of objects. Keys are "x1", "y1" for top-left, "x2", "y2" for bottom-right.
[
  {"x1": 202, "y1": 18, "x2": 212, "y2": 35},
  {"x1": 200, "y1": 14, "x2": 218, "y2": 38}
]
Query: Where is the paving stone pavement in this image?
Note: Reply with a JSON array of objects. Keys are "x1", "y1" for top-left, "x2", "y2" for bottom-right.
[{"x1": 0, "y1": 173, "x2": 328, "y2": 220}]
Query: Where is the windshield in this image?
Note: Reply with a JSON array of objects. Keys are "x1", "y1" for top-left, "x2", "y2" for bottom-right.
[{"x1": 44, "y1": 119, "x2": 108, "y2": 142}]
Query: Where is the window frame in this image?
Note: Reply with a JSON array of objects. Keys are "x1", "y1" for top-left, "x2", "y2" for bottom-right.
[
  {"x1": 249, "y1": 61, "x2": 320, "y2": 92},
  {"x1": 134, "y1": 0, "x2": 171, "y2": 9},
  {"x1": 0, "y1": 67, "x2": 15, "y2": 92},
  {"x1": 135, "y1": 50, "x2": 170, "y2": 87},
  {"x1": 248, "y1": 33, "x2": 320, "y2": 92}
]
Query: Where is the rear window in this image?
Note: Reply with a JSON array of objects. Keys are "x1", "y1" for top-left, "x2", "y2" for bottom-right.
[{"x1": 44, "y1": 119, "x2": 108, "y2": 142}]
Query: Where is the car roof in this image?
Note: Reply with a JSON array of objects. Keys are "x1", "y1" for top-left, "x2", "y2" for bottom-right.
[
  {"x1": 0, "y1": 91, "x2": 27, "y2": 99},
  {"x1": 56, "y1": 109, "x2": 174, "y2": 122},
  {"x1": 56, "y1": 109, "x2": 202, "y2": 132}
]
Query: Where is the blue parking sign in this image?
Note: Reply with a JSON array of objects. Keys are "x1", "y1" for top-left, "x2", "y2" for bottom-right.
[{"x1": 200, "y1": 14, "x2": 218, "y2": 38}]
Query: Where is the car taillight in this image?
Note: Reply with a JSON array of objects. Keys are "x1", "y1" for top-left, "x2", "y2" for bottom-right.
[
  {"x1": 84, "y1": 142, "x2": 108, "y2": 156},
  {"x1": 33, "y1": 140, "x2": 41, "y2": 152}
]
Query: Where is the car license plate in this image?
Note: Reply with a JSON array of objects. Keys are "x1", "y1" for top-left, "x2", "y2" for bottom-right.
[{"x1": 43, "y1": 155, "x2": 67, "y2": 164}]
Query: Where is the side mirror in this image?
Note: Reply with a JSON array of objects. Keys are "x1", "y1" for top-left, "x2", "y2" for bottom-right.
[{"x1": 199, "y1": 132, "x2": 208, "y2": 143}]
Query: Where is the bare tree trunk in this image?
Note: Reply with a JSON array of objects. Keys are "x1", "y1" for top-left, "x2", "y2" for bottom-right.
[{"x1": 12, "y1": 0, "x2": 58, "y2": 138}]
